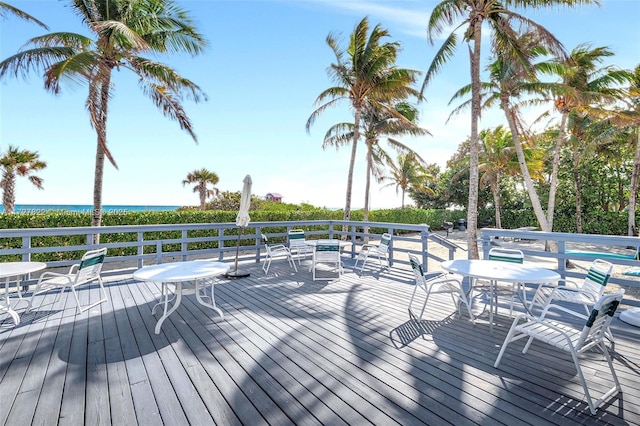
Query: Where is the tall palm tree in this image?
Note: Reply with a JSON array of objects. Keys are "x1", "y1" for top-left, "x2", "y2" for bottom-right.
[
  {"x1": 0, "y1": 2, "x2": 48, "y2": 28},
  {"x1": 361, "y1": 102, "x2": 429, "y2": 218},
  {"x1": 422, "y1": 0, "x2": 597, "y2": 258},
  {"x1": 0, "y1": 0, "x2": 207, "y2": 235},
  {"x1": 547, "y1": 44, "x2": 631, "y2": 232},
  {"x1": 0, "y1": 145, "x2": 46, "y2": 214},
  {"x1": 182, "y1": 168, "x2": 220, "y2": 211},
  {"x1": 306, "y1": 16, "x2": 418, "y2": 222}
]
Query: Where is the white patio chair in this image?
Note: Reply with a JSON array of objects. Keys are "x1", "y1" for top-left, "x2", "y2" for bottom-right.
[
  {"x1": 532, "y1": 258, "x2": 614, "y2": 341},
  {"x1": 486, "y1": 248, "x2": 525, "y2": 317},
  {"x1": 494, "y1": 290, "x2": 624, "y2": 415},
  {"x1": 27, "y1": 247, "x2": 108, "y2": 314},
  {"x1": 408, "y1": 254, "x2": 474, "y2": 322},
  {"x1": 354, "y1": 232, "x2": 391, "y2": 274},
  {"x1": 312, "y1": 239, "x2": 342, "y2": 281},
  {"x1": 261, "y1": 234, "x2": 297, "y2": 274},
  {"x1": 288, "y1": 229, "x2": 313, "y2": 264}
]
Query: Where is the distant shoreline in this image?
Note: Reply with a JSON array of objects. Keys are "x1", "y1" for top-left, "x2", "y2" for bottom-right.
[{"x1": 1, "y1": 204, "x2": 181, "y2": 214}]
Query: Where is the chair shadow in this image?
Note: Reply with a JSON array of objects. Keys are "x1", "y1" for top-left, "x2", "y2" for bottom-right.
[{"x1": 389, "y1": 310, "x2": 456, "y2": 349}]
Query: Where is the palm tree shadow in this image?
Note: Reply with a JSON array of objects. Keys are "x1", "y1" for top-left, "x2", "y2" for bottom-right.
[{"x1": 389, "y1": 310, "x2": 456, "y2": 349}]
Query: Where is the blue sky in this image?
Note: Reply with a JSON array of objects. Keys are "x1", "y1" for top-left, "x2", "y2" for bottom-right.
[{"x1": 1, "y1": 0, "x2": 638, "y2": 209}]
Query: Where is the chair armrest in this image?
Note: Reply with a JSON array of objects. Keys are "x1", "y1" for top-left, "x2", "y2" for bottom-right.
[
  {"x1": 269, "y1": 244, "x2": 289, "y2": 251},
  {"x1": 360, "y1": 244, "x2": 378, "y2": 250},
  {"x1": 37, "y1": 271, "x2": 69, "y2": 283},
  {"x1": 556, "y1": 278, "x2": 580, "y2": 288}
]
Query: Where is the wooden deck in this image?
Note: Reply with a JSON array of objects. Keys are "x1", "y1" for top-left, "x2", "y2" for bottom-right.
[{"x1": 2, "y1": 258, "x2": 640, "y2": 425}]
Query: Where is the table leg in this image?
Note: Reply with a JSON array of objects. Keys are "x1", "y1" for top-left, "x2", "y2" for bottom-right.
[
  {"x1": 2, "y1": 277, "x2": 21, "y2": 325},
  {"x1": 489, "y1": 279, "x2": 495, "y2": 333},
  {"x1": 154, "y1": 281, "x2": 182, "y2": 334},
  {"x1": 196, "y1": 278, "x2": 224, "y2": 320}
]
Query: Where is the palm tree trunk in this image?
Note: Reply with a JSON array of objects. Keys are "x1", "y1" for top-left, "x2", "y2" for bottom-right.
[
  {"x1": 91, "y1": 74, "x2": 112, "y2": 244},
  {"x1": 2, "y1": 172, "x2": 16, "y2": 214},
  {"x1": 467, "y1": 21, "x2": 482, "y2": 260},
  {"x1": 491, "y1": 176, "x2": 502, "y2": 229},
  {"x1": 546, "y1": 112, "x2": 567, "y2": 231},
  {"x1": 344, "y1": 107, "x2": 361, "y2": 223},
  {"x1": 629, "y1": 129, "x2": 640, "y2": 236},
  {"x1": 572, "y1": 149, "x2": 584, "y2": 233},
  {"x1": 502, "y1": 99, "x2": 550, "y2": 233},
  {"x1": 363, "y1": 142, "x2": 372, "y2": 243}
]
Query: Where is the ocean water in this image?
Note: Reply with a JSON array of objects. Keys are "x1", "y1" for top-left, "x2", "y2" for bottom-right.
[{"x1": 1, "y1": 204, "x2": 181, "y2": 213}]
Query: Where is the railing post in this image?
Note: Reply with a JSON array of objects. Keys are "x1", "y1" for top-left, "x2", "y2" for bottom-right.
[
  {"x1": 182, "y1": 229, "x2": 188, "y2": 261},
  {"x1": 421, "y1": 226, "x2": 429, "y2": 271},
  {"x1": 21, "y1": 236, "x2": 31, "y2": 262},
  {"x1": 255, "y1": 226, "x2": 262, "y2": 263},
  {"x1": 137, "y1": 232, "x2": 144, "y2": 268},
  {"x1": 218, "y1": 228, "x2": 224, "y2": 261},
  {"x1": 558, "y1": 240, "x2": 566, "y2": 277},
  {"x1": 157, "y1": 241, "x2": 162, "y2": 264}
]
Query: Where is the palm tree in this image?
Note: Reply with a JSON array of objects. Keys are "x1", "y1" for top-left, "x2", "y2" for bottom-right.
[
  {"x1": 381, "y1": 152, "x2": 431, "y2": 208},
  {"x1": 0, "y1": 0, "x2": 207, "y2": 236},
  {"x1": 422, "y1": 0, "x2": 596, "y2": 258},
  {"x1": 361, "y1": 102, "x2": 429, "y2": 218},
  {"x1": 478, "y1": 126, "x2": 542, "y2": 229},
  {"x1": 182, "y1": 168, "x2": 220, "y2": 211},
  {"x1": 0, "y1": 145, "x2": 46, "y2": 213},
  {"x1": 0, "y1": 2, "x2": 48, "y2": 28},
  {"x1": 306, "y1": 16, "x2": 419, "y2": 222},
  {"x1": 547, "y1": 44, "x2": 631, "y2": 232}
]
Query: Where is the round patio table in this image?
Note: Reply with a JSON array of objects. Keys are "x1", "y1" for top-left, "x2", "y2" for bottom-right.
[
  {"x1": 1, "y1": 261, "x2": 47, "y2": 325},
  {"x1": 133, "y1": 260, "x2": 230, "y2": 334},
  {"x1": 441, "y1": 259, "x2": 560, "y2": 332}
]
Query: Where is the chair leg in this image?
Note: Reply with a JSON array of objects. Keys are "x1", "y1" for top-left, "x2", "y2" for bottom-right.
[
  {"x1": 494, "y1": 319, "x2": 522, "y2": 368},
  {"x1": 262, "y1": 257, "x2": 271, "y2": 274}
]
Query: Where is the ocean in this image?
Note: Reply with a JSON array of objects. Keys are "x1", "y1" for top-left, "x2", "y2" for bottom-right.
[{"x1": 1, "y1": 204, "x2": 181, "y2": 213}]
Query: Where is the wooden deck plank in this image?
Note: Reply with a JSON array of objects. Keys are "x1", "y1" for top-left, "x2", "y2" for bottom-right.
[{"x1": 2, "y1": 260, "x2": 639, "y2": 426}]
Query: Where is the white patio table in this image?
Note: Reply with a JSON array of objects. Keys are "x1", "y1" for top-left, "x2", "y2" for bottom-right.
[
  {"x1": 1, "y1": 261, "x2": 46, "y2": 325},
  {"x1": 133, "y1": 260, "x2": 230, "y2": 334},
  {"x1": 441, "y1": 259, "x2": 560, "y2": 332}
]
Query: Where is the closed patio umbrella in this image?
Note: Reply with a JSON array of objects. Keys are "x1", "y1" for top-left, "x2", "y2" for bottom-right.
[{"x1": 225, "y1": 175, "x2": 252, "y2": 278}]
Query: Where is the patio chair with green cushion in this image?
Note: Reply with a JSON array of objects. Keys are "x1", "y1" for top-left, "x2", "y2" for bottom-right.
[
  {"x1": 494, "y1": 290, "x2": 624, "y2": 415},
  {"x1": 477, "y1": 248, "x2": 524, "y2": 317},
  {"x1": 532, "y1": 258, "x2": 615, "y2": 341},
  {"x1": 27, "y1": 247, "x2": 108, "y2": 314},
  {"x1": 312, "y1": 239, "x2": 342, "y2": 281},
  {"x1": 408, "y1": 254, "x2": 474, "y2": 322},
  {"x1": 354, "y1": 232, "x2": 391, "y2": 275},
  {"x1": 288, "y1": 229, "x2": 313, "y2": 264},
  {"x1": 261, "y1": 234, "x2": 297, "y2": 274}
]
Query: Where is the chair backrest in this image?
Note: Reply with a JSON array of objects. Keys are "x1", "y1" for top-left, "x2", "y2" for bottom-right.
[
  {"x1": 581, "y1": 259, "x2": 614, "y2": 297},
  {"x1": 315, "y1": 239, "x2": 340, "y2": 261},
  {"x1": 377, "y1": 233, "x2": 392, "y2": 254},
  {"x1": 488, "y1": 248, "x2": 524, "y2": 263},
  {"x1": 288, "y1": 229, "x2": 307, "y2": 247},
  {"x1": 408, "y1": 254, "x2": 425, "y2": 284},
  {"x1": 76, "y1": 247, "x2": 107, "y2": 284},
  {"x1": 576, "y1": 290, "x2": 624, "y2": 349}
]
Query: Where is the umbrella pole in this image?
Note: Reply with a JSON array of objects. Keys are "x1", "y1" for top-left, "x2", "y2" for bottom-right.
[
  {"x1": 225, "y1": 227, "x2": 250, "y2": 278},
  {"x1": 234, "y1": 228, "x2": 242, "y2": 271}
]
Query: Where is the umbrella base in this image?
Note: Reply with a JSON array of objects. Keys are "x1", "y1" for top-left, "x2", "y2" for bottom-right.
[{"x1": 224, "y1": 269, "x2": 250, "y2": 279}]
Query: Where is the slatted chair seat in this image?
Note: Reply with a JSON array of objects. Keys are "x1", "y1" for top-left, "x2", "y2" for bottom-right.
[
  {"x1": 408, "y1": 254, "x2": 474, "y2": 321},
  {"x1": 27, "y1": 247, "x2": 108, "y2": 314},
  {"x1": 494, "y1": 290, "x2": 625, "y2": 415},
  {"x1": 262, "y1": 234, "x2": 297, "y2": 274},
  {"x1": 354, "y1": 232, "x2": 391, "y2": 275},
  {"x1": 312, "y1": 240, "x2": 342, "y2": 281}
]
